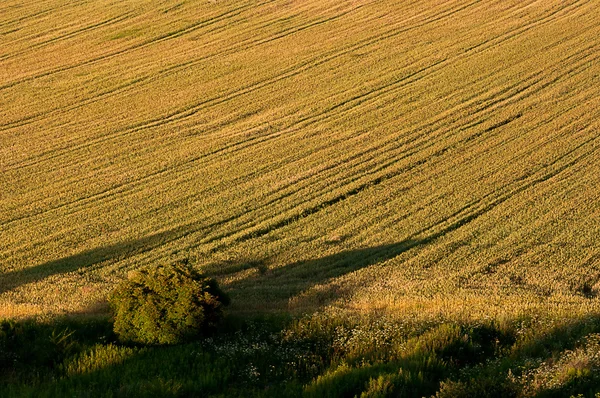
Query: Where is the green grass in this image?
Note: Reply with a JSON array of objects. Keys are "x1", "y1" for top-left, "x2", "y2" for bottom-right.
[{"x1": 4, "y1": 314, "x2": 600, "y2": 397}]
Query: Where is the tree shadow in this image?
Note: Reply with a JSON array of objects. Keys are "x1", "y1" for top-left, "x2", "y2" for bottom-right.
[
  {"x1": 224, "y1": 239, "x2": 425, "y2": 312},
  {"x1": 0, "y1": 225, "x2": 194, "y2": 295}
]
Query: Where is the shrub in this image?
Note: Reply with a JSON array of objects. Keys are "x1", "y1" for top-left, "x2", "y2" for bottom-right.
[{"x1": 109, "y1": 262, "x2": 229, "y2": 345}]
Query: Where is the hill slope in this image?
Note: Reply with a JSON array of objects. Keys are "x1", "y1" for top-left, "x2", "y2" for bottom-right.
[{"x1": 1, "y1": 0, "x2": 600, "y2": 321}]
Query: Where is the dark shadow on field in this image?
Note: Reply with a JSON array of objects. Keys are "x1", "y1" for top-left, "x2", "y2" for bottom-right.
[
  {"x1": 0, "y1": 225, "x2": 195, "y2": 295},
  {"x1": 224, "y1": 240, "x2": 423, "y2": 311}
]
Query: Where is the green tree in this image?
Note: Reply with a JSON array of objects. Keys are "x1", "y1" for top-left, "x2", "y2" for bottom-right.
[{"x1": 109, "y1": 262, "x2": 229, "y2": 345}]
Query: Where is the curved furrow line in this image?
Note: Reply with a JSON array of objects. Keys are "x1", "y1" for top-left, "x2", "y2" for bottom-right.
[
  {"x1": 0, "y1": 1, "x2": 265, "y2": 91},
  {"x1": 239, "y1": 45, "x2": 591, "y2": 195},
  {"x1": 0, "y1": 106, "x2": 308, "y2": 225},
  {"x1": 354, "y1": 122, "x2": 599, "y2": 241},
  {"x1": 0, "y1": 19, "x2": 515, "y2": 172},
  {"x1": 405, "y1": 101, "x2": 599, "y2": 220},
  {"x1": 0, "y1": 102, "x2": 296, "y2": 218},
  {"x1": 461, "y1": 0, "x2": 592, "y2": 58},
  {"x1": 340, "y1": 38, "x2": 599, "y2": 152},
  {"x1": 0, "y1": 2, "x2": 366, "y2": 132},
  {"x1": 0, "y1": 13, "x2": 136, "y2": 62},
  {"x1": 0, "y1": 98, "x2": 468, "y2": 241},
  {"x1": 96, "y1": 0, "x2": 592, "y2": 147},
  {"x1": 2, "y1": 129, "x2": 592, "y2": 266},
  {"x1": 111, "y1": 0, "x2": 483, "y2": 99},
  {"x1": 0, "y1": 0, "x2": 580, "y2": 138},
  {"x1": 0, "y1": 0, "x2": 512, "y2": 166},
  {"x1": 167, "y1": 119, "x2": 527, "y2": 251},
  {"x1": 1, "y1": 46, "x2": 369, "y2": 170},
  {"x1": 321, "y1": 3, "x2": 595, "y2": 126},
  {"x1": 125, "y1": 0, "x2": 492, "y2": 124},
  {"x1": 5, "y1": 34, "x2": 594, "y2": 235},
  {"x1": 351, "y1": 119, "x2": 600, "y2": 249},
  {"x1": 0, "y1": 2, "x2": 369, "y2": 135},
  {"x1": 104, "y1": 79, "x2": 510, "y2": 211},
  {"x1": 409, "y1": 132, "x2": 600, "y2": 244},
  {"x1": 0, "y1": 0, "x2": 89, "y2": 29},
  {"x1": 6, "y1": 39, "x2": 586, "y2": 230},
  {"x1": 3, "y1": 3, "x2": 596, "y2": 221},
  {"x1": 187, "y1": 53, "x2": 600, "y2": 247},
  {"x1": 0, "y1": 0, "x2": 474, "y2": 132},
  {"x1": 0, "y1": 127, "x2": 277, "y2": 227}
]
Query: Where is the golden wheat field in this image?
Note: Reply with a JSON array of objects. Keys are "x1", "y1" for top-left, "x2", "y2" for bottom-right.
[{"x1": 1, "y1": 0, "x2": 600, "y2": 322}]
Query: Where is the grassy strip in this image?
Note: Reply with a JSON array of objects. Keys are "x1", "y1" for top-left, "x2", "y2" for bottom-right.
[{"x1": 3, "y1": 313, "x2": 600, "y2": 397}]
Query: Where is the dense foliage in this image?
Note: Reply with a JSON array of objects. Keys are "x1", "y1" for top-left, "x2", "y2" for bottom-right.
[{"x1": 109, "y1": 262, "x2": 229, "y2": 345}]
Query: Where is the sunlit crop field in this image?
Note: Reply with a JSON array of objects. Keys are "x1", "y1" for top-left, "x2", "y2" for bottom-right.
[{"x1": 2, "y1": 0, "x2": 600, "y2": 323}]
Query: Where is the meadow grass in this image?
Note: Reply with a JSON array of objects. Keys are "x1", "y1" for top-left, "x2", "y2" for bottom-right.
[
  {"x1": 4, "y1": 313, "x2": 600, "y2": 396},
  {"x1": 2, "y1": 0, "x2": 600, "y2": 394}
]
